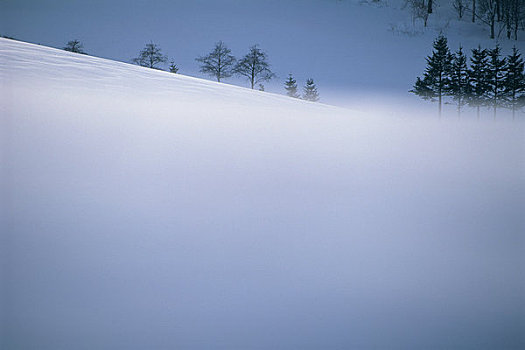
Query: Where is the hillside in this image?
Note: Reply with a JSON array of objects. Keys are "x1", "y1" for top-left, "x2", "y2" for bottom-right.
[
  {"x1": 1, "y1": 38, "x2": 524, "y2": 349},
  {"x1": 2, "y1": 0, "x2": 524, "y2": 108}
]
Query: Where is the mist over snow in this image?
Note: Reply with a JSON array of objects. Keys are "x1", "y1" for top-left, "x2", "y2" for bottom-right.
[{"x1": 1, "y1": 36, "x2": 524, "y2": 349}]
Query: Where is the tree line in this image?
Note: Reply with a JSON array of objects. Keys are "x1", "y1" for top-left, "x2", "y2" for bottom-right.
[
  {"x1": 63, "y1": 39, "x2": 320, "y2": 102},
  {"x1": 194, "y1": 41, "x2": 319, "y2": 101},
  {"x1": 411, "y1": 34, "x2": 524, "y2": 119},
  {"x1": 405, "y1": 0, "x2": 524, "y2": 39}
]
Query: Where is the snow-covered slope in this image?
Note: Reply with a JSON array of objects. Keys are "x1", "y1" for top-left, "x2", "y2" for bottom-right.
[{"x1": 1, "y1": 38, "x2": 524, "y2": 349}]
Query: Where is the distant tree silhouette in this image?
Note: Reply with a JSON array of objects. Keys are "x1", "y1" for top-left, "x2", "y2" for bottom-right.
[
  {"x1": 64, "y1": 40, "x2": 86, "y2": 54},
  {"x1": 411, "y1": 35, "x2": 453, "y2": 117},
  {"x1": 132, "y1": 42, "x2": 167, "y2": 69},
  {"x1": 303, "y1": 78, "x2": 320, "y2": 102},
  {"x1": 486, "y1": 46, "x2": 507, "y2": 119},
  {"x1": 284, "y1": 74, "x2": 300, "y2": 98},
  {"x1": 448, "y1": 46, "x2": 470, "y2": 118},
  {"x1": 169, "y1": 61, "x2": 179, "y2": 73},
  {"x1": 503, "y1": 47, "x2": 525, "y2": 118},
  {"x1": 467, "y1": 46, "x2": 490, "y2": 118},
  {"x1": 234, "y1": 45, "x2": 275, "y2": 89},
  {"x1": 196, "y1": 41, "x2": 236, "y2": 82}
]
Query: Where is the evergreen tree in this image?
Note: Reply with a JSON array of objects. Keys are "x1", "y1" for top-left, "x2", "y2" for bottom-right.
[
  {"x1": 467, "y1": 46, "x2": 490, "y2": 118},
  {"x1": 486, "y1": 46, "x2": 507, "y2": 119},
  {"x1": 303, "y1": 78, "x2": 319, "y2": 102},
  {"x1": 169, "y1": 61, "x2": 179, "y2": 73},
  {"x1": 503, "y1": 46, "x2": 525, "y2": 119},
  {"x1": 410, "y1": 35, "x2": 453, "y2": 117},
  {"x1": 448, "y1": 47, "x2": 470, "y2": 118},
  {"x1": 195, "y1": 41, "x2": 236, "y2": 82},
  {"x1": 258, "y1": 84, "x2": 265, "y2": 91},
  {"x1": 64, "y1": 40, "x2": 85, "y2": 54},
  {"x1": 284, "y1": 74, "x2": 300, "y2": 98},
  {"x1": 132, "y1": 42, "x2": 167, "y2": 69},
  {"x1": 234, "y1": 45, "x2": 275, "y2": 89}
]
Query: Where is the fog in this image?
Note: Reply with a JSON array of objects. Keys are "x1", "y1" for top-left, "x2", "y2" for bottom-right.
[{"x1": 1, "y1": 39, "x2": 525, "y2": 349}]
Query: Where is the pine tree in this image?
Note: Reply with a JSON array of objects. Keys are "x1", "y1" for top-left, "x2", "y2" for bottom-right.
[
  {"x1": 234, "y1": 45, "x2": 275, "y2": 89},
  {"x1": 467, "y1": 46, "x2": 490, "y2": 118},
  {"x1": 410, "y1": 35, "x2": 453, "y2": 117},
  {"x1": 195, "y1": 41, "x2": 236, "y2": 82},
  {"x1": 132, "y1": 42, "x2": 167, "y2": 69},
  {"x1": 303, "y1": 78, "x2": 319, "y2": 102},
  {"x1": 448, "y1": 47, "x2": 470, "y2": 118},
  {"x1": 284, "y1": 74, "x2": 300, "y2": 98},
  {"x1": 486, "y1": 46, "x2": 507, "y2": 119},
  {"x1": 169, "y1": 61, "x2": 179, "y2": 73},
  {"x1": 64, "y1": 40, "x2": 85, "y2": 54},
  {"x1": 503, "y1": 46, "x2": 525, "y2": 119}
]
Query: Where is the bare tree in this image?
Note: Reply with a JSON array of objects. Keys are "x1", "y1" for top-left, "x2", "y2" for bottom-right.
[
  {"x1": 506, "y1": 0, "x2": 525, "y2": 39},
  {"x1": 234, "y1": 45, "x2": 275, "y2": 89},
  {"x1": 195, "y1": 41, "x2": 236, "y2": 82},
  {"x1": 132, "y1": 42, "x2": 167, "y2": 69},
  {"x1": 404, "y1": 0, "x2": 429, "y2": 26},
  {"x1": 478, "y1": 0, "x2": 498, "y2": 38},
  {"x1": 454, "y1": 0, "x2": 467, "y2": 18},
  {"x1": 64, "y1": 40, "x2": 86, "y2": 54}
]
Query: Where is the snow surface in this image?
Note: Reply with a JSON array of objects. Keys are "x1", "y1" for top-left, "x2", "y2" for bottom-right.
[{"x1": 1, "y1": 38, "x2": 524, "y2": 349}]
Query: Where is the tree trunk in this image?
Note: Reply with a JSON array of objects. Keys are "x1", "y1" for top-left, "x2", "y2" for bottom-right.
[
  {"x1": 514, "y1": 17, "x2": 519, "y2": 40},
  {"x1": 438, "y1": 92, "x2": 442, "y2": 118},
  {"x1": 427, "y1": 0, "x2": 433, "y2": 14},
  {"x1": 490, "y1": 18, "x2": 495, "y2": 39},
  {"x1": 512, "y1": 92, "x2": 516, "y2": 119},
  {"x1": 251, "y1": 65, "x2": 255, "y2": 89},
  {"x1": 217, "y1": 56, "x2": 221, "y2": 82},
  {"x1": 493, "y1": 93, "x2": 497, "y2": 120},
  {"x1": 472, "y1": 0, "x2": 476, "y2": 22},
  {"x1": 477, "y1": 105, "x2": 480, "y2": 119}
]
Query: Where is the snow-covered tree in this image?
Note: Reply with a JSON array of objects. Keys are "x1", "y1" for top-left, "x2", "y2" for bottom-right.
[
  {"x1": 284, "y1": 74, "x2": 300, "y2": 98},
  {"x1": 303, "y1": 78, "x2": 320, "y2": 102},
  {"x1": 234, "y1": 45, "x2": 275, "y2": 89},
  {"x1": 467, "y1": 46, "x2": 490, "y2": 118},
  {"x1": 196, "y1": 41, "x2": 236, "y2": 82},
  {"x1": 64, "y1": 40, "x2": 85, "y2": 54},
  {"x1": 132, "y1": 42, "x2": 167, "y2": 69},
  {"x1": 169, "y1": 61, "x2": 179, "y2": 74},
  {"x1": 486, "y1": 46, "x2": 507, "y2": 119},
  {"x1": 411, "y1": 35, "x2": 453, "y2": 117},
  {"x1": 503, "y1": 46, "x2": 525, "y2": 118}
]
